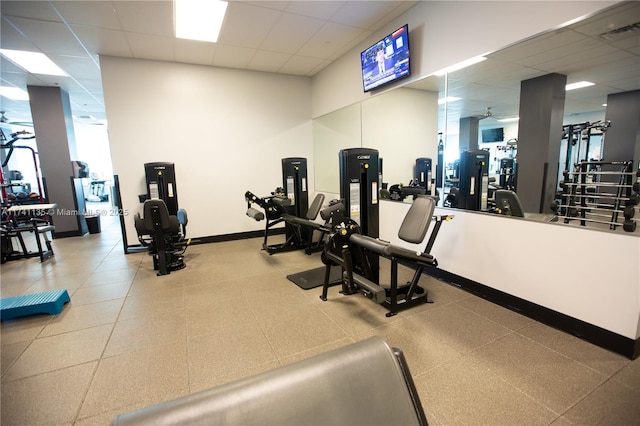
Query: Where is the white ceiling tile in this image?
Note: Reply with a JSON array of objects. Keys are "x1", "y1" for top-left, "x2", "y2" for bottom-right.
[
  {"x1": 0, "y1": 1, "x2": 62, "y2": 22},
  {"x1": 217, "y1": 2, "x2": 282, "y2": 48},
  {"x1": 72, "y1": 25, "x2": 133, "y2": 58},
  {"x1": 330, "y1": 1, "x2": 403, "y2": 30},
  {"x1": 7, "y1": 16, "x2": 87, "y2": 56},
  {"x1": 52, "y1": 1, "x2": 121, "y2": 30},
  {"x1": 297, "y1": 21, "x2": 365, "y2": 59},
  {"x1": 113, "y1": 1, "x2": 174, "y2": 37},
  {"x1": 0, "y1": 20, "x2": 39, "y2": 52},
  {"x1": 174, "y1": 39, "x2": 216, "y2": 66},
  {"x1": 125, "y1": 33, "x2": 175, "y2": 62},
  {"x1": 279, "y1": 55, "x2": 325, "y2": 76},
  {"x1": 212, "y1": 44, "x2": 256, "y2": 69},
  {"x1": 247, "y1": 50, "x2": 292, "y2": 73},
  {"x1": 260, "y1": 12, "x2": 324, "y2": 54},
  {"x1": 284, "y1": 1, "x2": 345, "y2": 20}
]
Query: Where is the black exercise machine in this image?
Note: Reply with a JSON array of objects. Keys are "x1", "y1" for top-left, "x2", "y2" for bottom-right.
[
  {"x1": 134, "y1": 199, "x2": 189, "y2": 275},
  {"x1": 136, "y1": 162, "x2": 189, "y2": 275},
  {"x1": 457, "y1": 149, "x2": 490, "y2": 211},
  {"x1": 320, "y1": 196, "x2": 451, "y2": 317}
]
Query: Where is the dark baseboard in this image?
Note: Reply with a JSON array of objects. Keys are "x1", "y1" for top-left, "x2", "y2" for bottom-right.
[
  {"x1": 124, "y1": 229, "x2": 280, "y2": 252},
  {"x1": 53, "y1": 230, "x2": 84, "y2": 238},
  {"x1": 425, "y1": 267, "x2": 639, "y2": 360}
]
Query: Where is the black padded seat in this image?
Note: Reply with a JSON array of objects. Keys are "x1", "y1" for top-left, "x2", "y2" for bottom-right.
[
  {"x1": 281, "y1": 192, "x2": 325, "y2": 227},
  {"x1": 495, "y1": 189, "x2": 525, "y2": 217},
  {"x1": 111, "y1": 337, "x2": 427, "y2": 426}
]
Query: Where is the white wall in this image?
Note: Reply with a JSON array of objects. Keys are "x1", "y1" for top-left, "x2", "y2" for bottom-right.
[
  {"x1": 380, "y1": 200, "x2": 640, "y2": 340},
  {"x1": 100, "y1": 56, "x2": 313, "y2": 243},
  {"x1": 312, "y1": 0, "x2": 618, "y2": 118}
]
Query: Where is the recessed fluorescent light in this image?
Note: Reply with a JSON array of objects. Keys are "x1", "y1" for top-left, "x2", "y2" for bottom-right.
[
  {"x1": 0, "y1": 86, "x2": 29, "y2": 101},
  {"x1": 175, "y1": 0, "x2": 228, "y2": 43},
  {"x1": 0, "y1": 49, "x2": 67, "y2": 76},
  {"x1": 435, "y1": 56, "x2": 487, "y2": 76},
  {"x1": 438, "y1": 96, "x2": 461, "y2": 105},
  {"x1": 566, "y1": 81, "x2": 594, "y2": 91},
  {"x1": 498, "y1": 117, "x2": 519, "y2": 123}
]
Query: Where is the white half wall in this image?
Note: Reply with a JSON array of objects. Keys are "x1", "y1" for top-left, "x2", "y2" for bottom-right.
[
  {"x1": 312, "y1": 0, "x2": 619, "y2": 118},
  {"x1": 100, "y1": 56, "x2": 313, "y2": 243},
  {"x1": 380, "y1": 200, "x2": 640, "y2": 340}
]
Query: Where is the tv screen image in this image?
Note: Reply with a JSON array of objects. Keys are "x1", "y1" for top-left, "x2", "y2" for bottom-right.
[
  {"x1": 361, "y1": 25, "x2": 410, "y2": 92},
  {"x1": 482, "y1": 127, "x2": 504, "y2": 143}
]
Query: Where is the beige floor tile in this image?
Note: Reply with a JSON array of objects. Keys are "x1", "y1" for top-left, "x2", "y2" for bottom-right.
[
  {"x1": 186, "y1": 295, "x2": 257, "y2": 338},
  {"x1": 83, "y1": 267, "x2": 137, "y2": 286},
  {"x1": 472, "y1": 333, "x2": 609, "y2": 414},
  {"x1": 1, "y1": 362, "x2": 96, "y2": 425},
  {"x1": 0, "y1": 314, "x2": 52, "y2": 345},
  {"x1": 561, "y1": 377, "x2": 640, "y2": 424},
  {"x1": 3, "y1": 324, "x2": 112, "y2": 381},
  {"x1": 39, "y1": 299, "x2": 123, "y2": 337},
  {"x1": 104, "y1": 309, "x2": 186, "y2": 357},
  {"x1": 187, "y1": 322, "x2": 277, "y2": 391},
  {"x1": 410, "y1": 302, "x2": 513, "y2": 354},
  {"x1": 118, "y1": 286, "x2": 184, "y2": 321},
  {"x1": 0, "y1": 340, "x2": 29, "y2": 376},
  {"x1": 69, "y1": 281, "x2": 131, "y2": 305},
  {"x1": 245, "y1": 283, "x2": 318, "y2": 323},
  {"x1": 260, "y1": 306, "x2": 347, "y2": 358},
  {"x1": 455, "y1": 293, "x2": 534, "y2": 331},
  {"x1": 612, "y1": 357, "x2": 640, "y2": 390},
  {"x1": 518, "y1": 321, "x2": 630, "y2": 376},
  {"x1": 413, "y1": 355, "x2": 557, "y2": 425},
  {"x1": 80, "y1": 341, "x2": 189, "y2": 419}
]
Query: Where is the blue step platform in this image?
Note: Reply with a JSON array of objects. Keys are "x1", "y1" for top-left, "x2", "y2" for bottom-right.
[{"x1": 0, "y1": 289, "x2": 70, "y2": 321}]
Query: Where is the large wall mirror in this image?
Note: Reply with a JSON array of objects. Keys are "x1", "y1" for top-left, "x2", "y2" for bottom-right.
[{"x1": 313, "y1": 1, "x2": 639, "y2": 235}]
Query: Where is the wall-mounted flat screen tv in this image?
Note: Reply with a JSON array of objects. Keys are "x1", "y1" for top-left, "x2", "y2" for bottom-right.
[
  {"x1": 361, "y1": 24, "x2": 410, "y2": 92},
  {"x1": 482, "y1": 127, "x2": 504, "y2": 143}
]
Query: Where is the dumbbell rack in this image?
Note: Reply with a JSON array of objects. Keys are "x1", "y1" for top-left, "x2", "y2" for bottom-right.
[{"x1": 553, "y1": 161, "x2": 639, "y2": 232}]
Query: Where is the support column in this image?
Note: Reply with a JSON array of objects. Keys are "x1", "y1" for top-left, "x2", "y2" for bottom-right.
[
  {"x1": 602, "y1": 90, "x2": 640, "y2": 168},
  {"x1": 516, "y1": 73, "x2": 567, "y2": 213},
  {"x1": 459, "y1": 116, "x2": 480, "y2": 151},
  {"x1": 28, "y1": 85, "x2": 84, "y2": 237}
]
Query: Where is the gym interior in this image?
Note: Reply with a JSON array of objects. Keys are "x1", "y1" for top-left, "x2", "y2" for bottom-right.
[{"x1": 1, "y1": 1, "x2": 639, "y2": 424}]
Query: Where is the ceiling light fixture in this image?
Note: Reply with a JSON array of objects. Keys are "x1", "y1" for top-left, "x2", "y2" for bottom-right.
[
  {"x1": 175, "y1": 0, "x2": 228, "y2": 43},
  {"x1": 498, "y1": 117, "x2": 519, "y2": 123},
  {"x1": 435, "y1": 56, "x2": 487, "y2": 76},
  {"x1": 0, "y1": 49, "x2": 67, "y2": 76},
  {"x1": 0, "y1": 86, "x2": 30, "y2": 101},
  {"x1": 566, "y1": 81, "x2": 594, "y2": 91}
]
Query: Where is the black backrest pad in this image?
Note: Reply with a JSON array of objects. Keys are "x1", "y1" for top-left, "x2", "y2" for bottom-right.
[
  {"x1": 143, "y1": 199, "x2": 172, "y2": 231},
  {"x1": 306, "y1": 193, "x2": 325, "y2": 220},
  {"x1": 398, "y1": 196, "x2": 436, "y2": 244}
]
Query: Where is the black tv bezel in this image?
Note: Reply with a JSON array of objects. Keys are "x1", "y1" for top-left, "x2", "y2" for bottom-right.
[
  {"x1": 482, "y1": 127, "x2": 505, "y2": 143},
  {"x1": 360, "y1": 24, "x2": 411, "y2": 93}
]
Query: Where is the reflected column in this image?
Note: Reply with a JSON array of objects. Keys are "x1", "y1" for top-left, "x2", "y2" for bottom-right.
[{"x1": 516, "y1": 73, "x2": 567, "y2": 213}]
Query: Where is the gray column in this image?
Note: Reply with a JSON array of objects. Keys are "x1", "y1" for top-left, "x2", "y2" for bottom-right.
[
  {"x1": 459, "y1": 116, "x2": 479, "y2": 151},
  {"x1": 28, "y1": 85, "x2": 83, "y2": 236},
  {"x1": 602, "y1": 90, "x2": 640, "y2": 168},
  {"x1": 516, "y1": 73, "x2": 567, "y2": 213}
]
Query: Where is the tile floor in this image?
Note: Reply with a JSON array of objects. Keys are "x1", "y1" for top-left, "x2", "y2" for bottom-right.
[{"x1": 1, "y1": 208, "x2": 639, "y2": 425}]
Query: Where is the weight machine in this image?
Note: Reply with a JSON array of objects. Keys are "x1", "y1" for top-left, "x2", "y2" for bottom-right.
[{"x1": 457, "y1": 149, "x2": 490, "y2": 211}]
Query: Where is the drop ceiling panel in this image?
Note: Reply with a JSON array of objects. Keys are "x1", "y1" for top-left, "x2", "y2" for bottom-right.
[
  {"x1": 0, "y1": 1, "x2": 61, "y2": 22},
  {"x1": 571, "y1": 2, "x2": 640, "y2": 36},
  {"x1": 72, "y1": 25, "x2": 133, "y2": 58},
  {"x1": 260, "y1": 13, "x2": 324, "y2": 54},
  {"x1": 284, "y1": 1, "x2": 345, "y2": 20},
  {"x1": 113, "y1": 1, "x2": 174, "y2": 37},
  {"x1": 279, "y1": 55, "x2": 326, "y2": 76},
  {"x1": 8, "y1": 17, "x2": 87, "y2": 56},
  {"x1": 125, "y1": 33, "x2": 175, "y2": 62},
  {"x1": 218, "y1": 2, "x2": 282, "y2": 49},
  {"x1": 174, "y1": 39, "x2": 216, "y2": 65},
  {"x1": 53, "y1": 1, "x2": 121, "y2": 30},
  {"x1": 212, "y1": 44, "x2": 256, "y2": 69},
  {"x1": 247, "y1": 50, "x2": 292, "y2": 73},
  {"x1": 297, "y1": 21, "x2": 366, "y2": 59}
]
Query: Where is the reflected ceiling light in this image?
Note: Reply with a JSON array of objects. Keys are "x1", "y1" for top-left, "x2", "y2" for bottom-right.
[
  {"x1": 434, "y1": 56, "x2": 487, "y2": 76},
  {"x1": 438, "y1": 96, "x2": 461, "y2": 105},
  {"x1": 0, "y1": 49, "x2": 67, "y2": 76},
  {"x1": 498, "y1": 117, "x2": 519, "y2": 123},
  {"x1": 0, "y1": 86, "x2": 29, "y2": 101},
  {"x1": 175, "y1": 0, "x2": 228, "y2": 43},
  {"x1": 566, "y1": 81, "x2": 594, "y2": 91}
]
